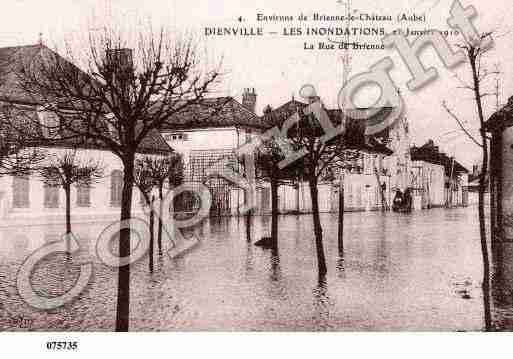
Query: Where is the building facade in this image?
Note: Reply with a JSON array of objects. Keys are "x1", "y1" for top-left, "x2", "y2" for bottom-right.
[
  {"x1": 0, "y1": 44, "x2": 174, "y2": 226},
  {"x1": 0, "y1": 148, "x2": 171, "y2": 225}
]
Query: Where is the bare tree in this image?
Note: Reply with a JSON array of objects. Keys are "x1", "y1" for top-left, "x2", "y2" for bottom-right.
[
  {"x1": 335, "y1": 118, "x2": 367, "y2": 256},
  {"x1": 39, "y1": 149, "x2": 104, "y2": 235},
  {"x1": 8, "y1": 28, "x2": 221, "y2": 331},
  {"x1": 136, "y1": 153, "x2": 184, "y2": 258},
  {"x1": 158, "y1": 153, "x2": 184, "y2": 255},
  {"x1": 261, "y1": 101, "x2": 368, "y2": 271},
  {"x1": 286, "y1": 106, "x2": 349, "y2": 277},
  {"x1": 442, "y1": 31, "x2": 495, "y2": 331},
  {"x1": 134, "y1": 154, "x2": 185, "y2": 272},
  {"x1": 226, "y1": 150, "x2": 255, "y2": 242},
  {"x1": 254, "y1": 136, "x2": 297, "y2": 250},
  {"x1": 133, "y1": 156, "x2": 158, "y2": 273}
]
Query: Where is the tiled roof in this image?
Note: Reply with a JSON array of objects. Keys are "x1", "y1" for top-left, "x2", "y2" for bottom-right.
[
  {"x1": 485, "y1": 97, "x2": 513, "y2": 131},
  {"x1": 261, "y1": 99, "x2": 395, "y2": 129},
  {"x1": 138, "y1": 129, "x2": 174, "y2": 154},
  {"x1": 162, "y1": 97, "x2": 263, "y2": 130},
  {"x1": 261, "y1": 99, "x2": 393, "y2": 155},
  {"x1": 0, "y1": 44, "x2": 89, "y2": 105},
  {"x1": 0, "y1": 44, "x2": 48, "y2": 103},
  {"x1": 0, "y1": 44, "x2": 172, "y2": 155},
  {"x1": 5, "y1": 104, "x2": 173, "y2": 154},
  {"x1": 411, "y1": 140, "x2": 468, "y2": 174}
]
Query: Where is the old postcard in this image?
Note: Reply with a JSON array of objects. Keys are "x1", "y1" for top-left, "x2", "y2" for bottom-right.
[{"x1": 0, "y1": 0, "x2": 512, "y2": 356}]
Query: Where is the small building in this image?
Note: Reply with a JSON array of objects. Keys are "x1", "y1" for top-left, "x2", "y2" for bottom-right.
[
  {"x1": 161, "y1": 90, "x2": 265, "y2": 216},
  {"x1": 410, "y1": 140, "x2": 469, "y2": 208}
]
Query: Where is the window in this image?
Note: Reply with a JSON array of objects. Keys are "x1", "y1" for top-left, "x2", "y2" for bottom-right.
[
  {"x1": 77, "y1": 184, "x2": 91, "y2": 207},
  {"x1": 111, "y1": 170, "x2": 123, "y2": 207},
  {"x1": 44, "y1": 184, "x2": 60, "y2": 208},
  {"x1": 165, "y1": 133, "x2": 188, "y2": 142},
  {"x1": 12, "y1": 176, "x2": 29, "y2": 208},
  {"x1": 37, "y1": 105, "x2": 60, "y2": 139}
]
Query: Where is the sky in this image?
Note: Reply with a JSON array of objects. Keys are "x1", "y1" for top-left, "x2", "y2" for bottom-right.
[{"x1": 0, "y1": 0, "x2": 512, "y2": 168}]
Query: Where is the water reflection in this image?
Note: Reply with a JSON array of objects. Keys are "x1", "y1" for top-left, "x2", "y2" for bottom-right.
[
  {"x1": 0, "y1": 207, "x2": 502, "y2": 331},
  {"x1": 336, "y1": 257, "x2": 345, "y2": 276},
  {"x1": 491, "y1": 242, "x2": 513, "y2": 330},
  {"x1": 245, "y1": 241, "x2": 254, "y2": 274},
  {"x1": 312, "y1": 275, "x2": 331, "y2": 330},
  {"x1": 269, "y1": 251, "x2": 281, "y2": 282}
]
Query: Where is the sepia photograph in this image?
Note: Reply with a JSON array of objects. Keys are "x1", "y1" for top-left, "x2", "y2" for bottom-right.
[{"x1": 0, "y1": 0, "x2": 512, "y2": 356}]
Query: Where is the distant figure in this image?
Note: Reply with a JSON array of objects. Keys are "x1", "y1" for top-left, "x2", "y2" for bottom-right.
[
  {"x1": 255, "y1": 236, "x2": 276, "y2": 249},
  {"x1": 392, "y1": 189, "x2": 403, "y2": 212},
  {"x1": 403, "y1": 188, "x2": 413, "y2": 213}
]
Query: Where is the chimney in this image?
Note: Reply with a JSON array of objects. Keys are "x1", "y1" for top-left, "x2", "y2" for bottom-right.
[
  {"x1": 242, "y1": 88, "x2": 257, "y2": 113},
  {"x1": 38, "y1": 32, "x2": 44, "y2": 47},
  {"x1": 299, "y1": 84, "x2": 320, "y2": 104}
]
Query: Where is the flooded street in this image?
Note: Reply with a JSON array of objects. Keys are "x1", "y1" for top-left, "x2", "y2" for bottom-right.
[{"x1": 0, "y1": 207, "x2": 508, "y2": 331}]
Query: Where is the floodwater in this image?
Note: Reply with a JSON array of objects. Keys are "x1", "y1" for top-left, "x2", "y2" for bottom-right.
[{"x1": 0, "y1": 207, "x2": 510, "y2": 331}]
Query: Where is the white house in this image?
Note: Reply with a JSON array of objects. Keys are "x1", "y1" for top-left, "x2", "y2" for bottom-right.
[
  {"x1": 160, "y1": 89, "x2": 265, "y2": 216},
  {"x1": 0, "y1": 44, "x2": 174, "y2": 226}
]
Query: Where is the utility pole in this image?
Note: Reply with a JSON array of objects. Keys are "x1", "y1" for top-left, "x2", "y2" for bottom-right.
[{"x1": 338, "y1": 0, "x2": 352, "y2": 256}]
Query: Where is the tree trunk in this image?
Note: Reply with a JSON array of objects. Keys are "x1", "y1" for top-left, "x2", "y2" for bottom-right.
[
  {"x1": 374, "y1": 161, "x2": 388, "y2": 212},
  {"x1": 470, "y1": 52, "x2": 492, "y2": 331},
  {"x1": 245, "y1": 189, "x2": 252, "y2": 242},
  {"x1": 245, "y1": 210, "x2": 252, "y2": 242},
  {"x1": 296, "y1": 180, "x2": 301, "y2": 213},
  {"x1": 116, "y1": 156, "x2": 135, "y2": 332},
  {"x1": 478, "y1": 176, "x2": 492, "y2": 331},
  {"x1": 308, "y1": 178, "x2": 328, "y2": 276},
  {"x1": 338, "y1": 173, "x2": 344, "y2": 257},
  {"x1": 270, "y1": 179, "x2": 279, "y2": 249},
  {"x1": 158, "y1": 185, "x2": 164, "y2": 255},
  {"x1": 149, "y1": 196, "x2": 154, "y2": 273},
  {"x1": 64, "y1": 184, "x2": 71, "y2": 235}
]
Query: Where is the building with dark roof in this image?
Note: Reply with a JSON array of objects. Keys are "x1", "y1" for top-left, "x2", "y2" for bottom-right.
[
  {"x1": 484, "y1": 95, "x2": 513, "y2": 241},
  {"x1": 158, "y1": 92, "x2": 263, "y2": 216},
  {"x1": 0, "y1": 44, "x2": 173, "y2": 155},
  {"x1": 255, "y1": 97, "x2": 412, "y2": 213},
  {"x1": 410, "y1": 140, "x2": 469, "y2": 208}
]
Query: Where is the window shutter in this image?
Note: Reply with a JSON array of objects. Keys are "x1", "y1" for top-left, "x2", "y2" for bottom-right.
[
  {"x1": 13, "y1": 176, "x2": 29, "y2": 208},
  {"x1": 77, "y1": 184, "x2": 91, "y2": 207},
  {"x1": 44, "y1": 184, "x2": 59, "y2": 208},
  {"x1": 111, "y1": 170, "x2": 123, "y2": 207}
]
